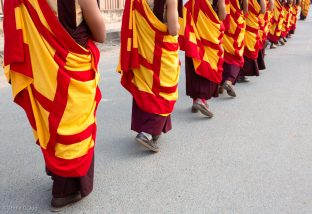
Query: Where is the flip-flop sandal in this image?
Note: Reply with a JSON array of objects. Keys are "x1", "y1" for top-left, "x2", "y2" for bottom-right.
[{"x1": 193, "y1": 103, "x2": 214, "y2": 118}]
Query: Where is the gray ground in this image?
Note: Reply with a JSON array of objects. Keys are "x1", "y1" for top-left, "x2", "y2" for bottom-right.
[{"x1": 1, "y1": 14, "x2": 312, "y2": 214}]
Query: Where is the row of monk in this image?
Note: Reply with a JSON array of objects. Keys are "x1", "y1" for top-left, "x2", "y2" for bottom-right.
[
  {"x1": 3, "y1": 0, "x2": 309, "y2": 211},
  {"x1": 118, "y1": 0, "x2": 307, "y2": 152}
]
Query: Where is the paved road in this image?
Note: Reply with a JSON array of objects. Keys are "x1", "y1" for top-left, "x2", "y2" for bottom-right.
[{"x1": 1, "y1": 15, "x2": 312, "y2": 214}]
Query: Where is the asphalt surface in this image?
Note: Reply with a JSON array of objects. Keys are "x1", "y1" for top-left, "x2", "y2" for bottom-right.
[{"x1": 1, "y1": 15, "x2": 312, "y2": 214}]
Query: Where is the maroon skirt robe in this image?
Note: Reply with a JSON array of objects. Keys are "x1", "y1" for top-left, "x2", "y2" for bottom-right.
[
  {"x1": 131, "y1": 100, "x2": 172, "y2": 136},
  {"x1": 239, "y1": 55, "x2": 260, "y2": 77},
  {"x1": 47, "y1": 158, "x2": 94, "y2": 198},
  {"x1": 185, "y1": 56, "x2": 219, "y2": 100}
]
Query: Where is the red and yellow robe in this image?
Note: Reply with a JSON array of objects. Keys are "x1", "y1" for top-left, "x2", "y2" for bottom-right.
[
  {"x1": 301, "y1": 0, "x2": 311, "y2": 17},
  {"x1": 281, "y1": 3, "x2": 292, "y2": 37},
  {"x1": 259, "y1": 1, "x2": 273, "y2": 49},
  {"x1": 289, "y1": 4, "x2": 299, "y2": 31},
  {"x1": 117, "y1": 0, "x2": 180, "y2": 116},
  {"x1": 244, "y1": 0, "x2": 262, "y2": 60},
  {"x1": 223, "y1": 0, "x2": 246, "y2": 67},
  {"x1": 179, "y1": 0, "x2": 225, "y2": 84},
  {"x1": 3, "y1": 0, "x2": 101, "y2": 177},
  {"x1": 268, "y1": 0, "x2": 285, "y2": 43}
]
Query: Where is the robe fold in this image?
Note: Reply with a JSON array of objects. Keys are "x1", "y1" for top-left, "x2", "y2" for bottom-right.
[
  {"x1": 244, "y1": 0, "x2": 262, "y2": 60},
  {"x1": 289, "y1": 5, "x2": 299, "y2": 33},
  {"x1": 281, "y1": 3, "x2": 292, "y2": 38},
  {"x1": 223, "y1": 0, "x2": 246, "y2": 68}
]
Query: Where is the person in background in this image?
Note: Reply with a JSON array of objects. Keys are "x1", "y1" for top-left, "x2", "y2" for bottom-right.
[
  {"x1": 237, "y1": 0, "x2": 266, "y2": 82},
  {"x1": 268, "y1": 0, "x2": 285, "y2": 48},
  {"x1": 220, "y1": 0, "x2": 248, "y2": 97},
  {"x1": 279, "y1": 0, "x2": 293, "y2": 45},
  {"x1": 256, "y1": 0, "x2": 274, "y2": 70},
  {"x1": 300, "y1": 0, "x2": 310, "y2": 20},
  {"x1": 289, "y1": 0, "x2": 300, "y2": 35}
]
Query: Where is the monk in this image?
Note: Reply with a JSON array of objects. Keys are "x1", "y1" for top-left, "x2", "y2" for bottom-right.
[
  {"x1": 289, "y1": 0, "x2": 300, "y2": 34},
  {"x1": 181, "y1": 0, "x2": 227, "y2": 117},
  {"x1": 285, "y1": 0, "x2": 296, "y2": 38},
  {"x1": 268, "y1": 0, "x2": 285, "y2": 48},
  {"x1": 117, "y1": 0, "x2": 182, "y2": 152},
  {"x1": 238, "y1": 0, "x2": 266, "y2": 82},
  {"x1": 300, "y1": 0, "x2": 310, "y2": 20},
  {"x1": 3, "y1": 0, "x2": 105, "y2": 211},
  {"x1": 221, "y1": 0, "x2": 248, "y2": 97},
  {"x1": 257, "y1": 0, "x2": 274, "y2": 70},
  {"x1": 279, "y1": 0, "x2": 293, "y2": 44}
]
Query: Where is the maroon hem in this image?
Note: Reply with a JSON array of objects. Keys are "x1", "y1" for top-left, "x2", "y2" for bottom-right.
[
  {"x1": 131, "y1": 100, "x2": 172, "y2": 136},
  {"x1": 48, "y1": 157, "x2": 94, "y2": 198},
  {"x1": 240, "y1": 56, "x2": 259, "y2": 77}
]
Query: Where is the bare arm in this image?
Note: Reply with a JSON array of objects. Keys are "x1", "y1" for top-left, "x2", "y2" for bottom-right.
[
  {"x1": 259, "y1": 0, "x2": 267, "y2": 14},
  {"x1": 217, "y1": 0, "x2": 227, "y2": 21},
  {"x1": 268, "y1": 0, "x2": 274, "y2": 11},
  {"x1": 79, "y1": 0, "x2": 106, "y2": 43},
  {"x1": 166, "y1": 0, "x2": 180, "y2": 36},
  {"x1": 243, "y1": 0, "x2": 249, "y2": 14}
]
